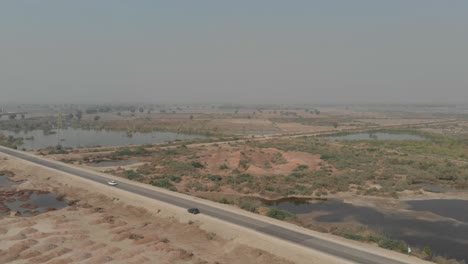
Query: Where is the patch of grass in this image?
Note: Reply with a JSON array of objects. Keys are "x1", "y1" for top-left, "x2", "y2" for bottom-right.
[
  {"x1": 114, "y1": 146, "x2": 148, "y2": 156},
  {"x1": 294, "y1": 164, "x2": 309, "y2": 171},
  {"x1": 191, "y1": 161, "x2": 205, "y2": 169},
  {"x1": 219, "y1": 164, "x2": 229, "y2": 170},
  {"x1": 169, "y1": 175, "x2": 182, "y2": 183},
  {"x1": 151, "y1": 179, "x2": 176, "y2": 191},
  {"x1": 124, "y1": 170, "x2": 142, "y2": 180},
  {"x1": 378, "y1": 238, "x2": 408, "y2": 253},
  {"x1": 266, "y1": 208, "x2": 294, "y2": 220},
  {"x1": 343, "y1": 233, "x2": 365, "y2": 241},
  {"x1": 207, "y1": 175, "x2": 222, "y2": 182}
]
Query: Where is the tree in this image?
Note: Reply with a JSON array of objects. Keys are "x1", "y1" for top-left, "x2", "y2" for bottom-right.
[
  {"x1": 332, "y1": 122, "x2": 338, "y2": 128},
  {"x1": 139, "y1": 107, "x2": 144, "y2": 113},
  {"x1": 189, "y1": 115, "x2": 194, "y2": 120},
  {"x1": 94, "y1": 115, "x2": 101, "y2": 121},
  {"x1": 66, "y1": 113, "x2": 74, "y2": 120},
  {"x1": 314, "y1": 109, "x2": 320, "y2": 115},
  {"x1": 21, "y1": 114, "x2": 25, "y2": 119},
  {"x1": 8, "y1": 114, "x2": 16, "y2": 120}
]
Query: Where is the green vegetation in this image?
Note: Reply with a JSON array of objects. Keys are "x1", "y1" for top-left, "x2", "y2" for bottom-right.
[
  {"x1": 124, "y1": 170, "x2": 142, "y2": 180},
  {"x1": 343, "y1": 233, "x2": 365, "y2": 241},
  {"x1": 266, "y1": 208, "x2": 294, "y2": 220},
  {"x1": 114, "y1": 146, "x2": 148, "y2": 156},
  {"x1": 150, "y1": 179, "x2": 176, "y2": 191},
  {"x1": 257, "y1": 131, "x2": 468, "y2": 195},
  {"x1": 294, "y1": 164, "x2": 309, "y2": 171},
  {"x1": 219, "y1": 164, "x2": 229, "y2": 170},
  {"x1": 191, "y1": 161, "x2": 205, "y2": 168},
  {"x1": 378, "y1": 238, "x2": 408, "y2": 253},
  {"x1": 0, "y1": 133, "x2": 23, "y2": 149}
]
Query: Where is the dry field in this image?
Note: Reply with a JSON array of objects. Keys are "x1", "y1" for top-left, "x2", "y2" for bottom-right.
[{"x1": 0, "y1": 156, "x2": 297, "y2": 264}]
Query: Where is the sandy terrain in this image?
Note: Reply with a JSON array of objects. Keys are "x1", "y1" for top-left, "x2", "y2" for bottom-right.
[
  {"x1": 0, "y1": 153, "x2": 354, "y2": 264},
  {"x1": 197, "y1": 145, "x2": 323, "y2": 177}
]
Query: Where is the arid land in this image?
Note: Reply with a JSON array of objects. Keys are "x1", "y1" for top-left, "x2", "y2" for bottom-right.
[{"x1": 1, "y1": 104, "x2": 468, "y2": 263}]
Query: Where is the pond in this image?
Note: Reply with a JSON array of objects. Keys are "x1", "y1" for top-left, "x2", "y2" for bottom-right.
[
  {"x1": 0, "y1": 176, "x2": 68, "y2": 217},
  {"x1": 0, "y1": 128, "x2": 206, "y2": 150},
  {"x1": 267, "y1": 198, "x2": 468, "y2": 262},
  {"x1": 327, "y1": 132, "x2": 425, "y2": 141}
]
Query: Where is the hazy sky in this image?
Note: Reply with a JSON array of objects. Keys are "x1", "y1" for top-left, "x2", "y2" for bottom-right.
[{"x1": 1, "y1": 1, "x2": 467, "y2": 104}]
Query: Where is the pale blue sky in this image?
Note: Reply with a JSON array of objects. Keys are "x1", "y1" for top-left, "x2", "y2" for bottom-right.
[{"x1": 1, "y1": 1, "x2": 467, "y2": 103}]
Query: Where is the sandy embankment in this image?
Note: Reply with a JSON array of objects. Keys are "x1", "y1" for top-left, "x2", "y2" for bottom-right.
[
  {"x1": 0, "y1": 149, "x2": 432, "y2": 264},
  {"x1": 0, "y1": 154, "x2": 348, "y2": 264}
]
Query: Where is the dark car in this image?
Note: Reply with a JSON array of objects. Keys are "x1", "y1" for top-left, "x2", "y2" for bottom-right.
[{"x1": 188, "y1": 208, "x2": 200, "y2": 214}]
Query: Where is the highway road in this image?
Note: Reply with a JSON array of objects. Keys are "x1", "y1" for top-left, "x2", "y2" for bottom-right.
[{"x1": 0, "y1": 147, "x2": 414, "y2": 264}]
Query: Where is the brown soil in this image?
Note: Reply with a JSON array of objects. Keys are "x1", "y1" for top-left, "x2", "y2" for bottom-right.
[
  {"x1": 197, "y1": 145, "x2": 323, "y2": 177},
  {"x1": 0, "y1": 157, "x2": 294, "y2": 264}
]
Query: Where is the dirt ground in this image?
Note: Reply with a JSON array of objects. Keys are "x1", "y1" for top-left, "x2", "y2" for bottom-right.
[
  {"x1": 0, "y1": 151, "x2": 363, "y2": 264},
  {"x1": 0, "y1": 156, "x2": 296, "y2": 264},
  {"x1": 197, "y1": 145, "x2": 323, "y2": 177}
]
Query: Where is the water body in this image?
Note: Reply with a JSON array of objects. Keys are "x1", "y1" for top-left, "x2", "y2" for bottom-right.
[
  {"x1": 268, "y1": 199, "x2": 468, "y2": 261},
  {"x1": 327, "y1": 132, "x2": 425, "y2": 141},
  {"x1": 0, "y1": 176, "x2": 68, "y2": 217},
  {"x1": 88, "y1": 159, "x2": 139, "y2": 167},
  {"x1": 1, "y1": 192, "x2": 68, "y2": 217},
  {"x1": 0, "y1": 128, "x2": 205, "y2": 150}
]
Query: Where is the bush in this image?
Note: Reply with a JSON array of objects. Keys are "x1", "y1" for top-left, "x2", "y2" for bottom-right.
[
  {"x1": 266, "y1": 208, "x2": 294, "y2": 220},
  {"x1": 238, "y1": 199, "x2": 260, "y2": 212},
  {"x1": 169, "y1": 175, "x2": 182, "y2": 183},
  {"x1": 294, "y1": 164, "x2": 309, "y2": 171},
  {"x1": 239, "y1": 159, "x2": 250, "y2": 170},
  {"x1": 207, "y1": 175, "x2": 222, "y2": 182},
  {"x1": 344, "y1": 233, "x2": 365, "y2": 241},
  {"x1": 423, "y1": 246, "x2": 432, "y2": 258},
  {"x1": 124, "y1": 170, "x2": 141, "y2": 180},
  {"x1": 151, "y1": 179, "x2": 176, "y2": 191},
  {"x1": 219, "y1": 164, "x2": 229, "y2": 170},
  {"x1": 378, "y1": 238, "x2": 407, "y2": 253},
  {"x1": 163, "y1": 149, "x2": 178, "y2": 155},
  {"x1": 191, "y1": 161, "x2": 205, "y2": 169}
]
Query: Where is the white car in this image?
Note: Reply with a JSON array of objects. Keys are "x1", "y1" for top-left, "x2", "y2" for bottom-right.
[{"x1": 108, "y1": 180, "x2": 118, "y2": 186}]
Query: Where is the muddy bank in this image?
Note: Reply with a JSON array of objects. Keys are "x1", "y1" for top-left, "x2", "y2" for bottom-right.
[{"x1": 0, "y1": 174, "x2": 68, "y2": 217}]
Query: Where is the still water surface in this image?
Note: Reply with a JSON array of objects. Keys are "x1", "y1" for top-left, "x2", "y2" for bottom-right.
[
  {"x1": 1, "y1": 128, "x2": 205, "y2": 150},
  {"x1": 268, "y1": 198, "x2": 468, "y2": 261}
]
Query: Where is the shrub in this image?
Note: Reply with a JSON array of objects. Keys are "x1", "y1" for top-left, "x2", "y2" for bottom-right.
[
  {"x1": 208, "y1": 175, "x2": 222, "y2": 182},
  {"x1": 169, "y1": 175, "x2": 182, "y2": 183},
  {"x1": 423, "y1": 246, "x2": 432, "y2": 258},
  {"x1": 266, "y1": 208, "x2": 294, "y2": 220},
  {"x1": 219, "y1": 164, "x2": 229, "y2": 170},
  {"x1": 191, "y1": 161, "x2": 205, "y2": 169},
  {"x1": 124, "y1": 170, "x2": 141, "y2": 180},
  {"x1": 378, "y1": 238, "x2": 407, "y2": 253},
  {"x1": 151, "y1": 179, "x2": 176, "y2": 191},
  {"x1": 294, "y1": 164, "x2": 309, "y2": 171},
  {"x1": 163, "y1": 149, "x2": 178, "y2": 155},
  {"x1": 239, "y1": 159, "x2": 250, "y2": 170},
  {"x1": 344, "y1": 233, "x2": 365, "y2": 241}
]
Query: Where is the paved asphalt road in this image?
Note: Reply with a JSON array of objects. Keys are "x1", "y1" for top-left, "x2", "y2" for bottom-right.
[{"x1": 0, "y1": 147, "x2": 411, "y2": 264}]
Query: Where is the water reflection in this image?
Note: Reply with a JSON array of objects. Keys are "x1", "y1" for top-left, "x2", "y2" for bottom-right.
[
  {"x1": 268, "y1": 199, "x2": 468, "y2": 261},
  {"x1": 1, "y1": 128, "x2": 205, "y2": 150}
]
